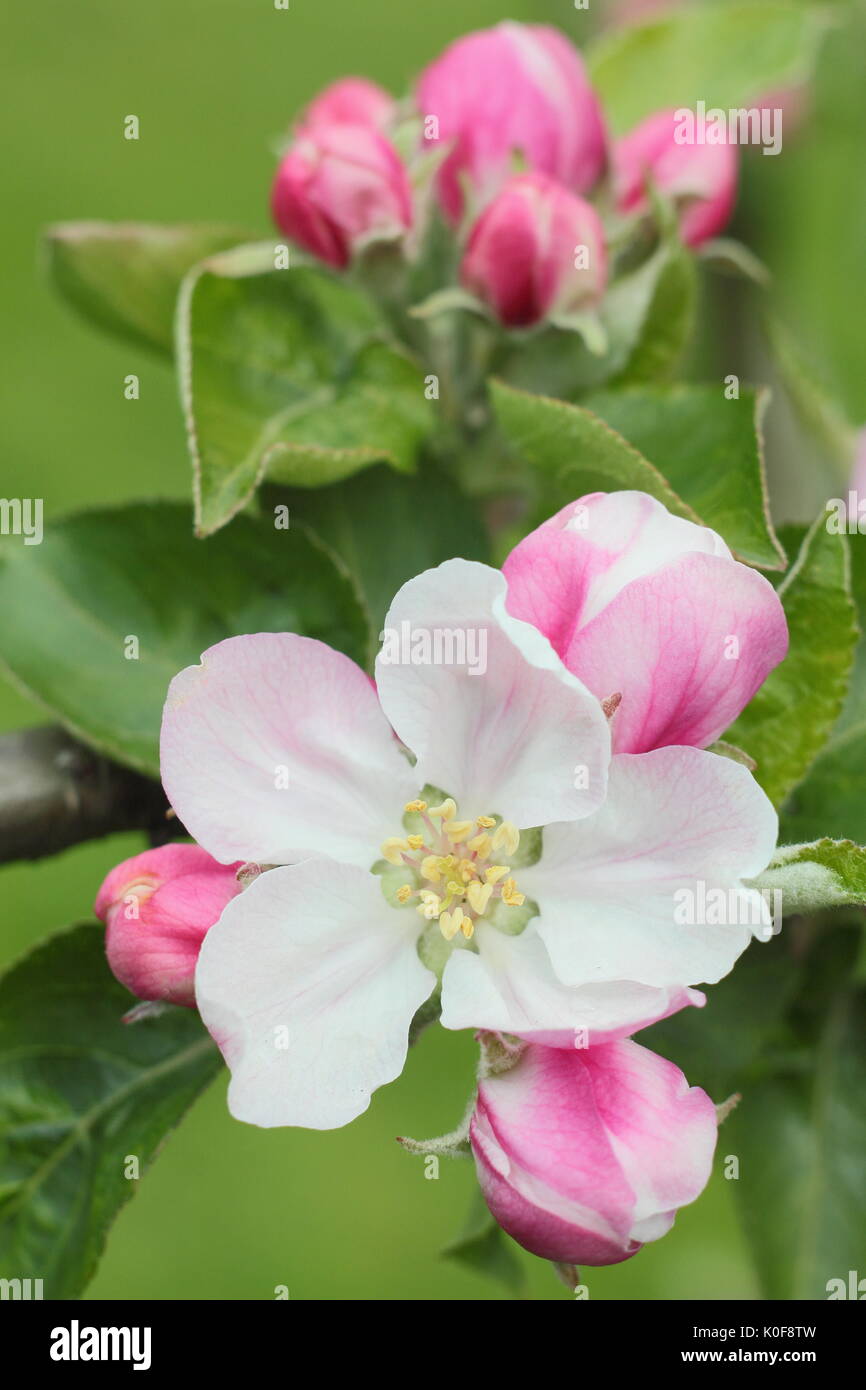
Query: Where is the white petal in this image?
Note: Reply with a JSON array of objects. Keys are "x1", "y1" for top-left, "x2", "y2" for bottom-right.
[
  {"x1": 161, "y1": 633, "x2": 417, "y2": 868},
  {"x1": 521, "y1": 747, "x2": 778, "y2": 990},
  {"x1": 440, "y1": 921, "x2": 704, "y2": 1043},
  {"x1": 375, "y1": 560, "x2": 610, "y2": 827},
  {"x1": 195, "y1": 859, "x2": 435, "y2": 1129}
]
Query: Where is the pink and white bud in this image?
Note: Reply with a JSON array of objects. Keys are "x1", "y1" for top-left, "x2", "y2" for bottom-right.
[
  {"x1": 299, "y1": 77, "x2": 395, "y2": 134},
  {"x1": 95, "y1": 844, "x2": 242, "y2": 1007},
  {"x1": 470, "y1": 1039, "x2": 717, "y2": 1266},
  {"x1": 416, "y1": 21, "x2": 607, "y2": 223},
  {"x1": 613, "y1": 108, "x2": 738, "y2": 247},
  {"x1": 461, "y1": 172, "x2": 607, "y2": 328},
  {"x1": 271, "y1": 122, "x2": 413, "y2": 269}
]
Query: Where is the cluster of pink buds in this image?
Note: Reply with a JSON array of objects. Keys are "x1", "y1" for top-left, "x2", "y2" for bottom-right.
[{"x1": 269, "y1": 22, "x2": 739, "y2": 327}]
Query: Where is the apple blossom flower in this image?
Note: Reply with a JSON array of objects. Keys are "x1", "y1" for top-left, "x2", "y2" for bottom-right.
[
  {"x1": 160, "y1": 531, "x2": 777, "y2": 1130},
  {"x1": 502, "y1": 491, "x2": 788, "y2": 754},
  {"x1": 271, "y1": 121, "x2": 413, "y2": 268},
  {"x1": 460, "y1": 173, "x2": 608, "y2": 328},
  {"x1": 95, "y1": 844, "x2": 243, "y2": 1007},
  {"x1": 299, "y1": 76, "x2": 395, "y2": 134},
  {"x1": 416, "y1": 21, "x2": 607, "y2": 223},
  {"x1": 471, "y1": 1038, "x2": 717, "y2": 1265},
  {"x1": 612, "y1": 108, "x2": 738, "y2": 247}
]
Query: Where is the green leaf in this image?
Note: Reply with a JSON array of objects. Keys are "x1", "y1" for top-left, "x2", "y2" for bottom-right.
[
  {"x1": 582, "y1": 385, "x2": 785, "y2": 569},
  {"x1": 641, "y1": 927, "x2": 802, "y2": 1100},
  {"x1": 490, "y1": 380, "x2": 783, "y2": 568},
  {"x1": 442, "y1": 1187, "x2": 527, "y2": 1296},
  {"x1": 588, "y1": 1, "x2": 828, "y2": 136},
  {"x1": 44, "y1": 221, "x2": 251, "y2": 355},
  {"x1": 274, "y1": 460, "x2": 490, "y2": 637},
  {"x1": 0, "y1": 502, "x2": 368, "y2": 776},
  {"x1": 178, "y1": 243, "x2": 432, "y2": 536},
  {"x1": 749, "y1": 838, "x2": 866, "y2": 915},
  {"x1": 727, "y1": 938, "x2": 866, "y2": 1299},
  {"x1": 727, "y1": 516, "x2": 858, "y2": 804},
  {"x1": 781, "y1": 722, "x2": 866, "y2": 846},
  {"x1": 0, "y1": 924, "x2": 222, "y2": 1299}
]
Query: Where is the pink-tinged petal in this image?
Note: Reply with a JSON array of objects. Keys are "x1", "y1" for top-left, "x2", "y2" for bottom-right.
[
  {"x1": 300, "y1": 77, "x2": 395, "y2": 134},
  {"x1": 568, "y1": 551, "x2": 789, "y2": 752},
  {"x1": 503, "y1": 491, "x2": 729, "y2": 653},
  {"x1": 504, "y1": 492, "x2": 787, "y2": 752},
  {"x1": 470, "y1": 1039, "x2": 716, "y2": 1266},
  {"x1": 521, "y1": 746, "x2": 778, "y2": 990},
  {"x1": 161, "y1": 634, "x2": 417, "y2": 869},
  {"x1": 440, "y1": 920, "x2": 704, "y2": 1044},
  {"x1": 584, "y1": 1041, "x2": 718, "y2": 1234},
  {"x1": 195, "y1": 859, "x2": 435, "y2": 1130},
  {"x1": 375, "y1": 560, "x2": 610, "y2": 828}
]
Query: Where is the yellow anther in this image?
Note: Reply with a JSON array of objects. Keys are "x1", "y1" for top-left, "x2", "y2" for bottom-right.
[
  {"x1": 458, "y1": 858, "x2": 477, "y2": 883},
  {"x1": 404, "y1": 800, "x2": 428, "y2": 813},
  {"x1": 476, "y1": 816, "x2": 496, "y2": 829},
  {"x1": 485, "y1": 864, "x2": 510, "y2": 885},
  {"x1": 406, "y1": 835, "x2": 424, "y2": 851},
  {"x1": 429, "y1": 798, "x2": 457, "y2": 821},
  {"x1": 381, "y1": 837, "x2": 410, "y2": 865},
  {"x1": 420, "y1": 855, "x2": 441, "y2": 882},
  {"x1": 466, "y1": 880, "x2": 493, "y2": 915},
  {"x1": 467, "y1": 831, "x2": 491, "y2": 856},
  {"x1": 444, "y1": 819, "x2": 474, "y2": 843},
  {"x1": 460, "y1": 916, "x2": 475, "y2": 939},
  {"x1": 439, "y1": 909, "x2": 461, "y2": 941},
  {"x1": 492, "y1": 821, "x2": 520, "y2": 856},
  {"x1": 446, "y1": 880, "x2": 464, "y2": 898},
  {"x1": 441, "y1": 854, "x2": 458, "y2": 869},
  {"x1": 501, "y1": 878, "x2": 525, "y2": 907},
  {"x1": 396, "y1": 885, "x2": 413, "y2": 904}
]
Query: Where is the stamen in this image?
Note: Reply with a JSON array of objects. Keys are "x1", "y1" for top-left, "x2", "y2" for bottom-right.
[
  {"x1": 420, "y1": 855, "x2": 441, "y2": 882},
  {"x1": 406, "y1": 834, "x2": 424, "y2": 851},
  {"x1": 444, "y1": 819, "x2": 474, "y2": 843},
  {"x1": 467, "y1": 831, "x2": 491, "y2": 856},
  {"x1": 396, "y1": 885, "x2": 413, "y2": 903},
  {"x1": 404, "y1": 799, "x2": 428, "y2": 813},
  {"x1": 429, "y1": 798, "x2": 457, "y2": 821},
  {"x1": 460, "y1": 916, "x2": 475, "y2": 940},
  {"x1": 466, "y1": 881, "x2": 492, "y2": 915},
  {"x1": 492, "y1": 821, "x2": 520, "y2": 856},
  {"x1": 476, "y1": 815, "x2": 496, "y2": 829},
  {"x1": 439, "y1": 909, "x2": 461, "y2": 941},
  {"x1": 381, "y1": 837, "x2": 410, "y2": 865},
  {"x1": 485, "y1": 864, "x2": 509, "y2": 884}
]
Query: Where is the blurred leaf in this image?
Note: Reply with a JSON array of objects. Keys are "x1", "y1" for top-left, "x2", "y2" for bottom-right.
[
  {"x1": 727, "y1": 935, "x2": 866, "y2": 1299},
  {"x1": 442, "y1": 1186, "x2": 526, "y2": 1296},
  {"x1": 727, "y1": 516, "x2": 857, "y2": 803},
  {"x1": 780, "y1": 722, "x2": 866, "y2": 844},
  {"x1": 588, "y1": 1, "x2": 829, "y2": 135},
  {"x1": 275, "y1": 460, "x2": 490, "y2": 636},
  {"x1": 495, "y1": 234, "x2": 695, "y2": 400},
  {"x1": 178, "y1": 243, "x2": 432, "y2": 536},
  {"x1": 583, "y1": 385, "x2": 785, "y2": 569},
  {"x1": 44, "y1": 221, "x2": 250, "y2": 355},
  {"x1": 0, "y1": 924, "x2": 222, "y2": 1299},
  {"x1": 0, "y1": 502, "x2": 368, "y2": 775},
  {"x1": 750, "y1": 838, "x2": 866, "y2": 914},
  {"x1": 491, "y1": 380, "x2": 783, "y2": 567},
  {"x1": 641, "y1": 928, "x2": 802, "y2": 1099},
  {"x1": 763, "y1": 312, "x2": 857, "y2": 480}
]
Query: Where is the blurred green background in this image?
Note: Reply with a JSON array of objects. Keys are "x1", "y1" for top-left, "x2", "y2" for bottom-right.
[{"x1": 1, "y1": 0, "x2": 863, "y2": 1300}]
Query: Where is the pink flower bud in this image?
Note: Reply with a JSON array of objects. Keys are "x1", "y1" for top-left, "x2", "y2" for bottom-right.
[
  {"x1": 271, "y1": 122, "x2": 413, "y2": 269},
  {"x1": 470, "y1": 1040, "x2": 717, "y2": 1266},
  {"x1": 416, "y1": 22, "x2": 607, "y2": 223},
  {"x1": 613, "y1": 108, "x2": 738, "y2": 248},
  {"x1": 461, "y1": 173, "x2": 607, "y2": 328},
  {"x1": 95, "y1": 845, "x2": 242, "y2": 1007},
  {"x1": 299, "y1": 77, "x2": 395, "y2": 134}
]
